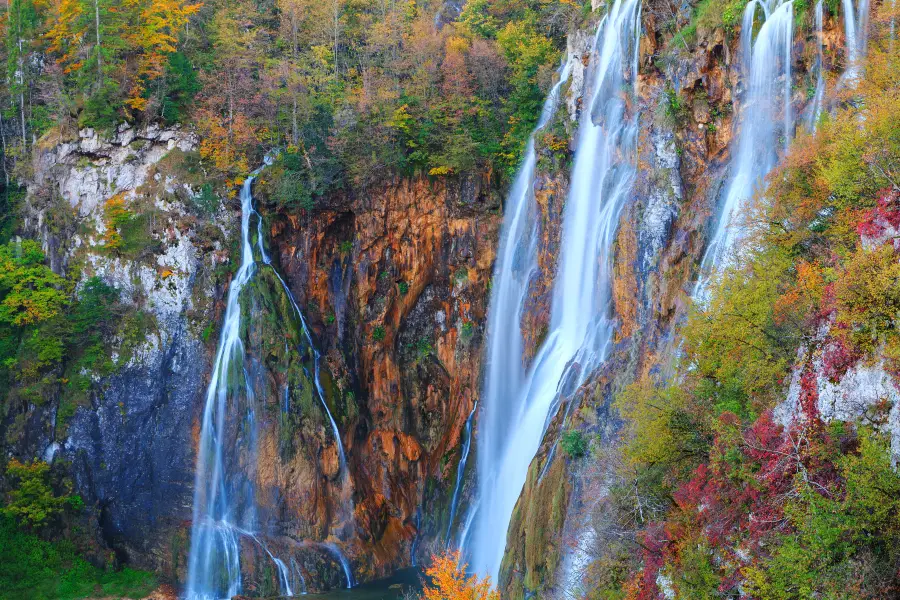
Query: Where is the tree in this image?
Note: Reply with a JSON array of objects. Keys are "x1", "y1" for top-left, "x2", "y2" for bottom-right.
[
  {"x1": 121, "y1": 0, "x2": 201, "y2": 111},
  {"x1": 422, "y1": 551, "x2": 499, "y2": 600},
  {"x1": 0, "y1": 240, "x2": 66, "y2": 327},
  {"x1": 2, "y1": 459, "x2": 73, "y2": 530}
]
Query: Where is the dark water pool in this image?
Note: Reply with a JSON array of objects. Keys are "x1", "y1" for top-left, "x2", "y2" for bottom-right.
[{"x1": 300, "y1": 568, "x2": 423, "y2": 600}]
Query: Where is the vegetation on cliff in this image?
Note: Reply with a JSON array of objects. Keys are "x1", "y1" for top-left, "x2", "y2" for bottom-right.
[
  {"x1": 581, "y1": 4, "x2": 900, "y2": 598},
  {"x1": 0, "y1": 460, "x2": 156, "y2": 600},
  {"x1": 1, "y1": 0, "x2": 586, "y2": 198}
]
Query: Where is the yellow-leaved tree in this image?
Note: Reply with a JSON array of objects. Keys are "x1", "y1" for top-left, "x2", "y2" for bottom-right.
[{"x1": 422, "y1": 551, "x2": 498, "y2": 600}]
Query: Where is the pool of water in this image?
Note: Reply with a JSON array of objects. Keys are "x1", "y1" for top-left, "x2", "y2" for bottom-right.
[{"x1": 297, "y1": 568, "x2": 423, "y2": 600}]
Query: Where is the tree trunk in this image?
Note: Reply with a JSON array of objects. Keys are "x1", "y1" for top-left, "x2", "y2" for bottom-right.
[{"x1": 94, "y1": 0, "x2": 103, "y2": 88}]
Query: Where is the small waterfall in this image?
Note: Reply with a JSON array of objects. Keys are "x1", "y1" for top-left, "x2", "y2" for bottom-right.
[
  {"x1": 446, "y1": 402, "x2": 477, "y2": 546},
  {"x1": 456, "y1": 499, "x2": 479, "y2": 555},
  {"x1": 841, "y1": 0, "x2": 871, "y2": 65},
  {"x1": 324, "y1": 542, "x2": 355, "y2": 588},
  {"x1": 411, "y1": 508, "x2": 422, "y2": 566},
  {"x1": 186, "y1": 171, "x2": 270, "y2": 600},
  {"x1": 290, "y1": 557, "x2": 308, "y2": 595},
  {"x1": 808, "y1": 0, "x2": 826, "y2": 130},
  {"x1": 693, "y1": 0, "x2": 794, "y2": 300},
  {"x1": 269, "y1": 266, "x2": 350, "y2": 474},
  {"x1": 473, "y1": 0, "x2": 642, "y2": 580},
  {"x1": 837, "y1": 0, "x2": 871, "y2": 85}
]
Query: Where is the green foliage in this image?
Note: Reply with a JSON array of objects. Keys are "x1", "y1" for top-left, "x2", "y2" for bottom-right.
[
  {"x1": 372, "y1": 325, "x2": 386, "y2": 343},
  {"x1": 0, "y1": 514, "x2": 156, "y2": 600},
  {"x1": 2, "y1": 460, "x2": 70, "y2": 530},
  {"x1": 459, "y1": 0, "x2": 499, "y2": 38},
  {"x1": 398, "y1": 281, "x2": 409, "y2": 296},
  {"x1": 670, "y1": 0, "x2": 747, "y2": 50},
  {"x1": 662, "y1": 86, "x2": 688, "y2": 126},
  {"x1": 560, "y1": 430, "x2": 587, "y2": 459},
  {"x1": 0, "y1": 240, "x2": 67, "y2": 327},
  {"x1": 160, "y1": 51, "x2": 200, "y2": 124}
]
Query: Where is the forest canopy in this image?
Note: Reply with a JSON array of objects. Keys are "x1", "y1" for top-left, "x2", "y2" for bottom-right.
[{"x1": 1, "y1": 0, "x2": 588, "y2": 197}]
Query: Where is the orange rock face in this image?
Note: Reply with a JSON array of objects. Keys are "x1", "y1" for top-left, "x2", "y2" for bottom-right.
[{"x1": 260, "y1": 175, "x2": 501, "y2": 580}]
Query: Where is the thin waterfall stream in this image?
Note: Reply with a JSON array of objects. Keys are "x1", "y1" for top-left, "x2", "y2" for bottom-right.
[{"x1": 472, "y1": 0, "x2": 642, "y2": 580}]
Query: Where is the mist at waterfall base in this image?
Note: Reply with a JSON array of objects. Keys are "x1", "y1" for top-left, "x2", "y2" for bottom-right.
[
  {"x1": 185, "y1": 170, "x2": 353, "y2": 599},
  {"x1": 470, "y1": 0, "x2": 642, "y2": 582}
]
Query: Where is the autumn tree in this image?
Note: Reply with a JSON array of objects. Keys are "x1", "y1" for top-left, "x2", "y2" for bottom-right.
[
  {"x1": 0, "y1": 240, "x2": 66, "y2": 327},
  {"x1": 422, "y1": 550, "x2": 499, "y2": 600},
  {"x1": 194, "y1": 0, "x2": 263, "y2": 174}
]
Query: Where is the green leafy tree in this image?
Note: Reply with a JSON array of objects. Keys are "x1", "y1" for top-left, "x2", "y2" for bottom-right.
[
  {"x1": 2, "y1": 460, "x2": 72, "y2": 530},
  {"x1": 0, "y1": 240, "x2": 66, "y2": 327}
]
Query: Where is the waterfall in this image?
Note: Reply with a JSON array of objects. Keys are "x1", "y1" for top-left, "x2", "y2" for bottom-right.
[
  {"x1": 693, "y1": 0, "x2": 794, "y2": 300},
  {"x1": 808, "y1": 0, "x2": 825, "y2": 130},
  {"x1": 186, "y1": 171, "x2": 270, "y2": 600},
  {"x1": 475, "y1": 56, "x2": 573, "y2": 494},
  {"x1": 186, "y1": 164, "x2": 353, "y2": 598},
  {"x1": 324, "y1": 542, "x2": 355, "y2": 588},
  {"x1": 446, "y1": 402, "x2": 477, "y2": 546},
  {"x1": 841, "y1": 0, "x2": 871, "y2": 66},
  {"x1": 472, "y1": 0, "x2": 642, "y2": 581}
]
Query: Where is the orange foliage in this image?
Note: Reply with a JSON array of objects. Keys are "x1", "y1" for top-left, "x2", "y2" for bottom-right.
[
  {"x1": 422, "y1": 551, "x2": 498, "y2": 600},
  {"x1": 45, "y1": 0, "x2": 87, "y2": 74},
  {"x1": 122, "y1": 0, "x2": 201, "y2": 110}
]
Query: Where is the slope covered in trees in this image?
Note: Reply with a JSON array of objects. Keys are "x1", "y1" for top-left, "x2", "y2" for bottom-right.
[{"x1": 1, "y1": 0, "x2": 584, "y2": 192}]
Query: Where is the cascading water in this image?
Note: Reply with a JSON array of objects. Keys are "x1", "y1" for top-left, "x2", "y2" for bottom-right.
[
  {"x1": 808, "y1": 0, "x2": 826, "y2": 130},
  {"x1": 186, "y1": 166, "x2": 353, "y2": 598},
  {"x1": 841, "y1": 0, "x2": 871, "y2": 73},
  {"x1": 475, "y1": 56, "x2": 573, "y2": 499},
  {"x1": 693, "y1": 0, "x2": 794, "y2": 299},
  {"x1": 472, "y1": 0, "x2": 642, "y2": 580},
  {"x1": 446, "y1": 402, "x2": 476, "y2": 546},
  {"x1": 186, "y1": 170, "x2": 281, "y2": 599}
]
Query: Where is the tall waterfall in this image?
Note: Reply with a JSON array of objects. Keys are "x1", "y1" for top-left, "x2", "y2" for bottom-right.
[
  {"x1": 693, "y1": 0, "x2": 794, "y2": 299},
  {"x1": 186, "y1": 166, "x2": 352, "y2": 598},
  {"x1": 186, "y1": 171, "x2": 270, "y2": 600},
  {"x1": 472, "y1": 0, "x2": 642, "y2": 580}
]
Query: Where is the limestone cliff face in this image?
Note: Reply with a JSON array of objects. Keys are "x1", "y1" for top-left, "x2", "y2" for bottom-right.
[
  {"x1": 7, "y1": 124, "x2": 228, "y2": 579},
  {"x1": 257, "y1": 175, "x2": 500, "y2": 579}
]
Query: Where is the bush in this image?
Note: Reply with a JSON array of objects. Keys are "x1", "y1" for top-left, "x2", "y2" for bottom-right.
[
  {"x1": 560, "y1": 430, "x2": 587, "y2": 459},
  {"x1": 2, "y1": 460, "x2": 70, "y2": 530}
]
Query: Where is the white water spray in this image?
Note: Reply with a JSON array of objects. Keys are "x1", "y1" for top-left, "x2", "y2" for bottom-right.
[{"x1": 473, "y1": 0, "x2": 642, "y2": 581}]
